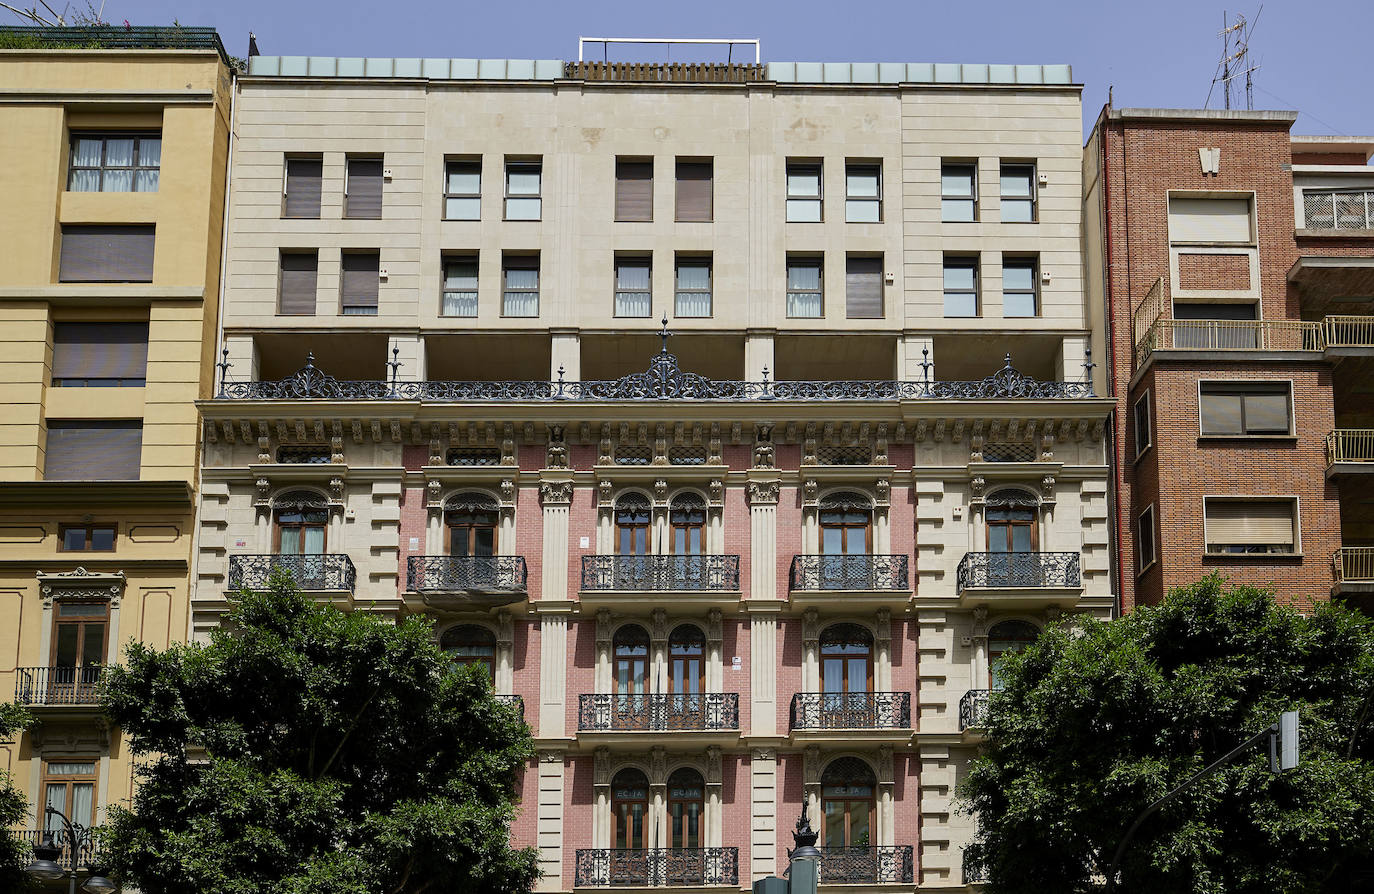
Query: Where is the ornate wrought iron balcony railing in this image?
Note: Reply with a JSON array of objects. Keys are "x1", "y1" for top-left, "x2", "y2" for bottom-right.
[
  {"x1": 17, "y1": 827, "x2": 101, "y2": 871},
  {"x1": 494, "y1": 694, "x2": 525, "y2": 718},
  {"x1": 574, "y1": 847, "x2": 739, "y2": 887},
  {"x1": 216, "y1": 350, "x2": 1095, "y2": 402},
  {"x1": 960, "y1": 689, "x2": 991, "y2": 731},
  {"x1": 789, "y1": 555, "x2": 909, "y2": 591},
  {"x1": 956, "y1": 552, "x2": 1081, "y2": 592},
  {"x1": 581, "y1": 555, "x2": 740, "y2": 591},
  {"x1": 227, "y1": 554, "x2": 356, "y2": 593},
  {"x1": 407, "y1": 555, "x2": 528, "y2": 593},
  {"x1": 14, "y1": 666, "x2": 104, "y2": 706},
  {"x1": 578, "y1": 693, "x2": 739, "y2": 732},
  {"x1": 790, "y1": 692, "x2": 911, "y2": 730},
  {"x1": 818, "y1": 845, "x2": 914, "y2": 884}
]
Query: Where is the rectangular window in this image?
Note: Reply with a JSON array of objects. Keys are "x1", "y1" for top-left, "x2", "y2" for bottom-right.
[
  {"x1": 1137, "y1": 505, "x2": 1156, "y2": 572},
  {"x1": 58, "y1": 225, "x2": 155, "y2": 283},
  {"x1": 943, "y1": 257, "x2": 979, "y2": 317},
  {"x1": 786, "y1": 257, "x2": 823, "y2": 318},
  {"x1": 1002, "y1": 257, "x2": 1038, "y2": 317},
  {"x1": 1199, "y1": 384, "x2": 1292, "y2": 436},
  {"x1": 1134, "y1": 391, "x2": 1152, "y2": 458},
  {"x1": 1205, "y1": 498, "x2": 1297, "y2": 554},
  {"x1": 444, "y1": 159, "x2": 481, "y2": 221},
  {"x1": 42, "y1": 760, "x2": 98, "y2": 830},
  {"x1": 845, "y1": 255, "x2": 883, "y2": 319},
  {"x1": 614, "y1": 257, "x2": 652, "y2": 318},
  {"x1": 51, "y1": 322, "x2": 148, "y2": 387},
  {"x1": 846, "y1": 162, "x2": 881, "y2": 223},
  {"x1": 278, "y1": 251, "x2": 318, "y2": 315},
  {"x1": 502, "y1": 254, "x2": 539, "y2": 317},
  {"x1": 59, "y1": 524, "x2": 116, "y2": 552},
  {"x1": 340, "y1": 252, "x2": 380, "y2": 315},
  {"x1": 44, "y1": 421, "x2": 141, "y2": 480},
  {"x1": 675, "y1": 257, "x2": 711, "y2": 318},
  {"x1": 1168, "y1": 195, "x2": 1254, "y2": 244},
  {"x1": 344, "y1": 157, "x2": 383, "y2": 219},
  {"x1": 441, "y1": 255, "x2": 478, "y2": 317},
  {"x1": 504, "y1": 160, "x2": 542, "y2": 220},
  {"x1": 1000, "y1": 163, "x2": 1036, "y2": 222},
  {"x1": 68, "y1": 133, "x2": 160, "y2": 192},
  {"x1": 675, "y1": 159, "x2": 713, "y2": 222},
  {"x1": 615, "y1": 158, "x2": 653, "y2": 222},
  {"x1": 941, "y1": 162, "x2": 977, "y2": 222},
  {"x1": 283, "y1": 156, "x2": 323, "y2": 219},
  {"x1": 786, "y1": 161, "x2": 822, "y2": 222}
]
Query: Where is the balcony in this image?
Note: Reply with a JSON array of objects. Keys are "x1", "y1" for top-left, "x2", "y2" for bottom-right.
[
  {"x1": 955, "y1": 552, "x2": 1083, "y2": 610},
  {"x1": 407, "y1": 555, "x2": 527, "y2": 609},
  {"x1": 578, "y1": 693, "x2": 739, "y2": 738},
  {"x1": 581, "y1": 555, "x2": 740, "y2": 593},
  {"x1": 17, "y1": 828, "x2": 101, "y2": 872},
  {"x1": 1322, "y1": 316, "x2": 1374, "y2": 354},
  {"x1": 818, "y1": 846, "x2": 914, "y2": 885},
  {"x1": 960, "y1": 689, "x2": 990, "y2": 740},
  {"x1": 14, "y1": 666, "x2": 103, "y2": 707},
  {"x1": 227, "y1": 554, "x2": 356, "y2": 594},
  {"x1": 1334, "y1": 547, "x2": 1374, "y2": 601},
  {"x1": 1326, "y1": 430, "x2": 1374, "y2": 475},
  {"x1": 789, "y1": 555, "x2": 909, "y2": 593},
  {"x1": 574, "y1": 847, "x2": 738, "y2": 888},
  {"x1": 1135, "y1": 319, "x2": 1322, "y2": 367},
  {"x1": 790, "y1": 692, "x2": 911, "y2": 738},
  {"x1": 1302, "y1": 190, "x2": 1374, "y2": 231}
]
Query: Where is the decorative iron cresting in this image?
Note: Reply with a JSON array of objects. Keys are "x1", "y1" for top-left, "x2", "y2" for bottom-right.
[
  {"x1": 578, "y1": 692, "x2": 739, "y2": 731},
  {"x1": 955, "y1": 552, "x2": 1081, "y2": 592},
  {"x1": 217, "y1": 348, "x2": 1095, "y2": 402},
  {"x1": 789, "y1": 692, "x2": 912, "y2": 729},
  {"x1": 789, "y1": 555, "x2": 909, "y2": 591},
  {"x1": 408, "y1": 556, "x2": 528, "y2": 593},
  {"x1": 574, "y1": 847, "x2": 739, "y2": 887},
  {"x1": 581, "y1": 554, "x2": 740, "y2": 591},
  {"x1": 817, "y1": 846, "x2": 914, "y2": 884}
]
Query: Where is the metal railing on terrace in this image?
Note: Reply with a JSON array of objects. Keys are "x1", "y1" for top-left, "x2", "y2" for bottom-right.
[
  {"x1": 407, "y1": 555, "x2": 528, "y2": 593},
  {"x1": 581, "y1": 554, "x2": 740, "y2": 591},
  {"x1": 574, "y1": 847, "x2": 738, "y2": 887},
  {"x1": 14, "y1": 666, "x2": 104, "y2": 706},
  {"x1": 578, "y1": 693, "x2": 739, "y2": 732},
  {"x1": 1335, "y1": 547, "x2": 1374, "y2": 583},
  {"x1": 227, "y1": 554, "x2": 357, "y2": 592},
  {"x1": 1135, "y1": 319, "x2": 1322, "y2": 366},
  {"x1": 0, "y1": 24, "x2": 230, "y2": 63},
  {"x1": 565, "y1": 60, "x2": 764, "y2": 82},
  {"x1": 790, "y1": 692, "x2": 911, "y2": 730},
  {"x1": 216, "y1": 350, "x2": 1095, "y2": 402},
  {"x1": 1322, "y1": 315, "x2": 1374, "y2": 348},
  {"x1": 956, "y1": 552, "x2": 1081, "y2": 592},
  {"x1": 818, "y1": 846, "x2": 914, "y2": 884},
  {"x1": 789, "y1": 555, "x2": 909, "y2": 591},
  {"x1": 1303, "y1": 190, "x2": 1374, "y2": 230},
  {"x1": 1326, "y1": 431, "x2": 1374, "y2": 467},
  {"x1": 17, "y1": 828, "x2": 101, "y2": 871}
]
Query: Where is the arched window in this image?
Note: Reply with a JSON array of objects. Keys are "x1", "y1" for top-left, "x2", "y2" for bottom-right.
[
  {"x1": 988, "y1": 620, "x2": 1039, "y2": 690},
  {"x1": 820, "y1": 623, "x2": 873, "y2": 694},
  {"x1": 667, "y1": 767, "x2": 705, "y2": 849},
  {"x1": 669, "y1": 493, "x2": 706, "y2": 556},
  {"x1": 273, "y1": 490, "x2": 328, "y2": 554},
  {"x1": 441, "y1": 624, "x2": 496, "y2": 684},
  {"x1": 668, "y1": 625, "x2": 705, "y2": 696},
  {"x1": 987, "y1": 490, "x2": 1038, "y2": 553},
  {"x1": 821, "y1": 757, "x2": 875, "y2": 847},
  {"x1": 819, "y1": 492, "x2": 871, "y2": 556},
  {"x1": 614, "y1": 625, "x2": 650, "y2": 695},
  {"x1": 446, "y1": 492, "x2": 499, "y2": 557},
  {"x1": 616, "y1": 493, "x2": 652, "y2": 556},
  {"x1": 611, "y1": 768, "x2": 650, "y2": 849}
]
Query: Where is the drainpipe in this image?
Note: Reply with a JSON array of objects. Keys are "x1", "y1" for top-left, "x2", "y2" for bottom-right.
[{"x1": 1099, "y1": 104, "x2": 1126, "y2": 618}]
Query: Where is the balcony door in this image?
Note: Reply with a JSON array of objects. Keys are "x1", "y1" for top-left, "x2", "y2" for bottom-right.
[
  {"x1": 987, "y1": 494, "x2": 1038, "y2": 587},
  {"x1": 446, "y1": 493, "x2": 498, "y2": 558},
  {"x1": 821, "y1": 757, "x2": 875, "y2": 848},
  {"x1": 274, "y1": 491, "x2": 328, "y2": 588},
  {"x1": 820, "y1": 492, "x2": 871, "y2": 556},
  {"x1": 667, "y1": 625, "x2": 704, "y2": 729},
  {"x1": 616, "y1": 494, "x2": 652, "y2": 556},
  {"x1": 989, "y1": 620, "x2": 1039, "y2": 690},
  {"x1": 614, "y1": 625, "x2": 650, "y2": 730},
  {"x1": 50, "y1": 601, "x2": 107, "y2": 702},
  {"x1": 441, "y1": 624, "x2": 496, "y2": 685},
  {"x1": 43, "y1": 759, "x2": 97, "y2": 832},
  {"x1": 820, "y1": 623, "x2": 874, "y2": 727},
  {"x1": 667, "y1": 767, "x2": 705, "y2": 851},
  {"x1": 611, "y1": 768, "x2": 650, "y2": 850}
]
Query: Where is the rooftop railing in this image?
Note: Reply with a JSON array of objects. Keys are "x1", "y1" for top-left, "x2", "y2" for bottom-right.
[
  {"x1": 565, "y1": 60, "x2": 764, "y2": 82},
  {"x1": 0, "y1": 24, "x2": 229, "y2": 63}
]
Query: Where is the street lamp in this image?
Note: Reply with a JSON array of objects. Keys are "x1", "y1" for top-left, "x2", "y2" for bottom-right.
[{"x1": 24, "y1": 806, "x2": 119, "y2": 894}]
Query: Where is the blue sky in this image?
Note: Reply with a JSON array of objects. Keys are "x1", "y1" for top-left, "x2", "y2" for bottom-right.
[{"x1": 27, "y1": 0, "x2": 1372, "y2": 137}]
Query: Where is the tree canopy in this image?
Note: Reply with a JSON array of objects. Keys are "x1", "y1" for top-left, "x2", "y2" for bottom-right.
[
  {"x1": 959, "y1": 575, "x2": 1374, "y2": 893},
  {"x1": 100, "y1": 570, "x2": 538, "y2": 894},
  {"x1": 0, "y1": 702, "x2": 34, "y2": 891}
]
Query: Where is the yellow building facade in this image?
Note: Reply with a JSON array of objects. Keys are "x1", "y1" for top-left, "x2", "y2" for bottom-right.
[{"x1": 0, "y1": 27, "x2": 230, "y2": 862}]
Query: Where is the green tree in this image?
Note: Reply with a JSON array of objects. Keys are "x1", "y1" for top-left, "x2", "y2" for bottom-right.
[
  {"x1": 100, "y1": 570, "x2": 538, "y2": 894},
  {"x1": 0, "y1": 702, "x2": 34, "y2": 891},
  {"x1": 959, "y1": 575, "x2": 1374, "y2": 893}
]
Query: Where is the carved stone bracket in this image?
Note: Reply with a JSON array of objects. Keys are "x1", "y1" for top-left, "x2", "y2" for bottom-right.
[
  {"x1": 753, "y1": 424, "x2": 775, "y2": 469},
  {"x1": 1041, "y1": 475, "x2": 1057, "y2": 501},
  {"x1": 594, "y1": 745, "x2": 611, "y2": 786},
  {"x1": 650, "y1": 607, "x2": 669, "y2": 642},
  {"x1": 875, "y1": 478, "x2": 891, "y2": 507},
  {"x1": 546, "y1": 425, "x2": 568, "y2": 469},
  {"x1": 328, "y1": 476, "x2": 345, "y2": 503},
  {"x1": 706, "y1": 745, "x2": 723, "y2": 785},
  {"x1": 426, "y1": 478, "x2": 442, "y2": 507},
  {"x1": 970, "y1": 476, "x2": 987, "y2": 502},
  {"x1": 37, "y1": 567, "x2": 126, "y2": 609},
  {"x1": 652, "y1": 478, "x2": 669, "y2": 506},
  {"x1": 596, "y1": 608, "x2": 613, "y2": 647},
  {"x1": 877, "y1": 745, "x2": 895, "y2": 786},
  {"x1": 802, "y1": 607, "x2": 820, "y2": 646},
  {"x1": 802, "y1": 479, "x2": 819, "y2": 506},
  {"x1": 747, "y1": 479, "x2": 779, "y2": 506},
  {"x1": 803, "y1": 744, "x2": 822, "y2": 787},
  {"x1": 708, "y1": 479, "x2": 724, "y2": 507},
  {"x1": 540, "y1": 479, "x2": 573, "y2": 506},
  {"x1": 707, "y1": 608, "x2": 723, "y2": 644},
  {"x1": 597, "y1": 478, "x2": 614, "y2": 507},
  {"x1": 496, "y1": 609, "x2": 515, "y2": 647},
  {"x1": 254, "y1": 476, "x2": 271, "y2": 506},
  {"x1": 875, "y1": 608, "x2": 891, "y2": 646}
]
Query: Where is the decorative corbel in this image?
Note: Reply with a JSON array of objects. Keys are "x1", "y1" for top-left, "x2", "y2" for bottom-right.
[
  {"x1": 539, "y1": 480, "x2": 573, "y2": 505},
  {"x1": 502, "y1": 423, "x2": 517, "y2": 465},
  {"x1": 597, "y1": 478, "x2": 614, "y2": 507},
  {"x1": 429, "y1": 438, "x2": 443, "y2": 467},
  {"x1": 874, "y1": 423, "x2": 889, "y2": 465},
  {"x1": 708, "y1": 479, "x2": 724, "y2": 507},
  {"x1": 802, "y1": 479, "x2": 819, "y2": 506},
  {"x1": 598, "y1": 423, "x2": 614, "y2": 466},
  {"x1": 874, "y1": 478, "x2": 891, "y2": 507},
  {"x1": 596, "y1": 608, "x2": 613, "y2": 647},
  {"x1": 328, "y1": 476, "x2": 345, "y2": 503},
  {"x1": 426, "y1": 478, "x2": 442, "y2": 507},
  {"x1": 594, "y1": 746, "x2": 611, "y2": 786},
  {"x1": 650, "y1": 746, "x2": 668, "y2": 784},
  {"x1": 707, "y1": 608, "x2": 723, "y2": 644},
  {"x1": 257, "y1": 435, "x2": 271, "y2": 464},
  {"x1": 706, "y1": 745, "x2": 722, "y2": 785},
  {"x1": 802, "y1": 608, "x2": 820, "y2": 647},
  {"x1": 970, "y1": 476, "x2": 986, "y2": 500},
  {"x1": 652, "y1": 423, "x2": 669, "y2": 465},
  {"x1": 875, "y1": 608, "x2": 891, "y2": 646},
  {"x1": 652, "y1": 478, "x2": 669, "y2": 506},
  {"x1": 497, "y1": 610, "x2": 515, "y2": 647},
  {"x1": 650, "y1": 607, "x2": 669, "y2": 642},
  {"x1": 1040, "y1": 431, "x2": 1056, "y2": 461},
  {"x1": 1041, "y1": 475, "x2": 1057, "y2": 500},
  {"x1": 746, "y1": 480, "x2": 779, "y2": 505},
  {"x1": 753, "y1": 425, "x2": 776, "y2": 469},
  {"x1": 546, "y1": 425, "x2": 568, "y2": 469},
  {"x1": 254, "y1": 476, "x2": 271, "y2": 506}
]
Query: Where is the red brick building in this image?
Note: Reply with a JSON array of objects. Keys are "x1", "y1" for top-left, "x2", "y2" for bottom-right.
[{"x1": 1086, "y1": 107, "x2": 1374, "y2": 612}]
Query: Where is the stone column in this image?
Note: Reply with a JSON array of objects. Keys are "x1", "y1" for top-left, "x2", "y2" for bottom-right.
[
  {"x1": 748, "y1": 607, "x2": 778, "y2": 737},
  {"x1": 878, "y1": 745, "x2": 896, "y2": 846},
  {"x1": 538, "y1": 612, "x2": 569, "y2": 738},
  {"x1": 536, "y1": 750, "x2": 566, "y2": 891},
  {"x1": 750, "y1": 748, "x2": 778, "y2": 880},
  {"x1": 539, "y1": 476, "x2": 573, "y2": 600},
  {"x1": 746, "y1": 474, "x2": 780, "y2": 601},
  {"x1": 802, "y1": 608, "x2": 820, "y2": 691}
]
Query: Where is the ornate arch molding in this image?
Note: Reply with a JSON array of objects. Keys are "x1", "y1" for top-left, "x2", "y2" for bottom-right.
[
  {"x1": 272, "y1": 488, "x2": 331, "y2": 512},
  {"x1": 984, "y1": 486, "x2": 1040, "y2": 508},
  {"x1": 37, "y1": 567, "x2": 126, "y2": 609}
]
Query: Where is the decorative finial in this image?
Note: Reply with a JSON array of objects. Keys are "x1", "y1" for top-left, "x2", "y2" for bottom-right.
[
  {"x1": 1082, "y1": 344, "x2": 1096, "y2": 392},
  {"x1": 557, "y1": 365, "x2": 566, "y2": 383},
  {"x1": 1004, "y1": 352, "x2": 1012, "y2": 368},
  {"x1": 658, "y1": 315, "x2": 672, "y2": 354},
  {"x1": 919, "y1": 347, "x2": 933, "y2": 384},
  {"x1": 790, "y1": 809, "x2": 822, "y2": 861},
  {"x1": 216, "y1": 348, "x2": 232, "y2": 396},
  {"x1": 761, "y1": 365, "x2": 770, "y2": 383},
  {"x1": 305, "y1": 352, "x2": 315, "y2": 369}
]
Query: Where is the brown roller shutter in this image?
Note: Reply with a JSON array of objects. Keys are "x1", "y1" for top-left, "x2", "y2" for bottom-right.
[
  {"x1": 1206, "y1": 500, "x2": 1294, "y2": 550},
  {"x1": 845, "y1": 256, "x2": 884, "y2": 319},
  {"x1": 51, "y1": 323, "x2": 149, "y2": 384},
  {"x1": 44, "y1": 421, "x2": 142, "y2": 480},
  {"x1": 345, "y1": 158, "x2": 383, "y2": 219},
  {"x1": 284, "y1": 157, "x2": 323, "y2": 219},
  {"x1": 615, "y1": 160, "x2": 653, "y2": 222},
  {"x1": 675, "y1": 161, "x2": 713, "y2": 222},
  {"x1": 279, "y1": 252, "x2": 318, "y2": 315},
  {"x1": 59, "y1": 226, "x2": 155, "y2": 282},
  {"x1": 340, "y1": 252, "x2": 380, "y2": 314}
]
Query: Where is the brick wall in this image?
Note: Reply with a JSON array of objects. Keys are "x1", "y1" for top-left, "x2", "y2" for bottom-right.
[{"x1": 1177, "y1": 252, "x2": 1250, "y2": 290}]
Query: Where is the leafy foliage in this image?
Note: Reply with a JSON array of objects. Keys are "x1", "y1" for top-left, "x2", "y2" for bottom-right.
[
  {"x1": 0, "y1": 702, "x2": 34, "y2": 892},
  {"x1": 100, "y1": 570, "x2": 538, "y2": 894},
  {"x1": 959, "y1": 575, "x2": 1374, "y2": 893}
]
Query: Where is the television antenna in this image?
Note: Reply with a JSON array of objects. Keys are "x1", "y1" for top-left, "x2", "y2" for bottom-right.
[{"x1": 1206, "y1": 7, "x2": 1262, "y2": 110}]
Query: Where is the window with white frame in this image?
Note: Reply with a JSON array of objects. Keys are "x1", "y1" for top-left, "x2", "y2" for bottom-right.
[
  {"x1": 442, "y1": 255, "x2": 478, "y2": 317},
  {"x1": 675, "y1": 257, "x2": 712, "y2": 318},
  {"x1": 1002, "y1": 257, "x2": 1038, "y2": 317},
  {"x1": 943, "y1": 256, "x2": 978, "y2": 317},
  {"x1": 501, "y1": 254, "x2": 539, "y2": 317},
  {"x1": 614, "y1": 256, "x2": 652, "y2": 318},
  {"x1": 786, "y1": 257, "x2": 823, "y2": 318},
  {"x1": 1199, "y1": 383, "x2": 1292, "y2": 436},
  {"x1": 1204, "y1": 498, "x2": 1297, "y2": 554},
  {"x1": 444, "y1": 159, "x2": 481, "y2": 220}
]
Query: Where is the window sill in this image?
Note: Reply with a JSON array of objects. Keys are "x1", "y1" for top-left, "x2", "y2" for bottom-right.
[
  {"x1": 1133, "y1": 444, "x2": 1153, "y2": 464},
  {"x1": 1136, "y1": 559, "x2": 1157, "y2": 577},
  {"x1": 1197, "y1": 435, "x2": 1298, "y2": 442},
  {"x1": 1202, "y1": 552, "x2": 1302, "y2": 560}
]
